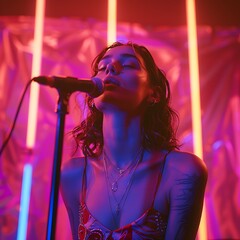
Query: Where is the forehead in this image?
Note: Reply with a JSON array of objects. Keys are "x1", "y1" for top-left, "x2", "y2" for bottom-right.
[
  {"x1": 106, "y1": 45, "x2": 135, "y2": 55},
  {"x1": 102, "y1": 45, "x2": 143, "y2": 62}
]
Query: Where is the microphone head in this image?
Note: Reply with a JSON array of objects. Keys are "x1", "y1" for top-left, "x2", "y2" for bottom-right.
[{"x1": 90, "y1": 77, "x2": 104, "y2": 98}]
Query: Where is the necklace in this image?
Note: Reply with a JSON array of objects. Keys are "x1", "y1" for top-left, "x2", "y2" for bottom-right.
[
  {"x1": 104, "y1": 150, "x2": 140, "y2": 192},
  {"x1": 103, "y1": 149, "x2": 144, "y2": 218}
]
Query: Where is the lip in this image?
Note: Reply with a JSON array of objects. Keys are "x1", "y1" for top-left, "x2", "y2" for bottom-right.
[
  {"x1": 104, "y1": 83, "x2": 119, "y2": 91},
  {"x1": 103, "y1": 77, "x2": 120, "y2": 87}
]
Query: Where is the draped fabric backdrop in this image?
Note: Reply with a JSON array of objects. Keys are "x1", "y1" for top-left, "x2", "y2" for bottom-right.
[{"x1": 0, "y1": 16, "x2": 239, "y2": 240}]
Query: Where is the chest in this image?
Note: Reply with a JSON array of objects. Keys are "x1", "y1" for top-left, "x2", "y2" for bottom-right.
[{"x1": 83, "y1": 163, "x2": 169, "y2": 231}]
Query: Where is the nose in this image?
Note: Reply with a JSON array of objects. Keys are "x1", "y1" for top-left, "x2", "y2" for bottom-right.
[{"x1": 105, "y1": 62, "x2": 121, "y2": 75}]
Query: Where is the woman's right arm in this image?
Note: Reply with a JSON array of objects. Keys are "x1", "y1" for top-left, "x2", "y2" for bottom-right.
[{"x1": 60, "y1": 157, "x2": 84, "y2": 240}]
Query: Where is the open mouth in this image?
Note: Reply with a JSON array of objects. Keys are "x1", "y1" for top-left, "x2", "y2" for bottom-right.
[
  {"x1": 104, "y1": 83, "x2": 119, "y2": 91},
  {"x1": 104, "y1": 78, "x2": 120, "y2": 87}
]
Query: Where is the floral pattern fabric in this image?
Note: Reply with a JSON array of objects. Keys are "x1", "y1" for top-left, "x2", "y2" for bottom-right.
[{"x1": 78, "y1": 202, "x2": 167, "y2": 240}]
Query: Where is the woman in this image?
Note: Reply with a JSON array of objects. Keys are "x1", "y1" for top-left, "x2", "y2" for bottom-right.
[{"x1": 61, "y1": 42, "x2": 208, "y2": 239}]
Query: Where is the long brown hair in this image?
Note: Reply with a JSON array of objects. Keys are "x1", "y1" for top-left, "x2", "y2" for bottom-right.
[{"x1": 71, "y1": 42, "x2": 180, "y2": 157}]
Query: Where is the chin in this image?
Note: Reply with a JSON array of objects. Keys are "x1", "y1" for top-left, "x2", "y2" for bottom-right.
[{"x1": 94, "y1": 91, "x2": 141, "y2": 113}]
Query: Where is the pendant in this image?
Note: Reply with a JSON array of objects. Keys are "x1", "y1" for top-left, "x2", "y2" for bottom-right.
[
  {"x1": 111, "y1": 181, "x2": 118, "y2": 192},
  {"x1": 118, "y1": 169, "x2": 124, "y2": 175}
]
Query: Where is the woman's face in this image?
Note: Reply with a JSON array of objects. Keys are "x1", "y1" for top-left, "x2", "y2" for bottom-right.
[{"x1": 93, "y1": 45, "x2": 152, "y2": 114}]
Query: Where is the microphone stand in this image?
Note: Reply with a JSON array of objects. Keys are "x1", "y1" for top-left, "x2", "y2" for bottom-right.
[{"x1": 46, "y1": 88, "x2": 72, "y2": 240}]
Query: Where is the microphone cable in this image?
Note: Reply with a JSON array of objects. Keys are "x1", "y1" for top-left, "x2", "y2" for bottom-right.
[{"x1": 0, "y1": 79, "x2": 33, "y2": 157}]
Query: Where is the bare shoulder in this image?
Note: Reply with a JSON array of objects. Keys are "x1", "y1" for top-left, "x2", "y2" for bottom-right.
[
  {"x1": 61, "y1": 157, "x2": 84, "y2": 178},
  {"x1": 165, "y1": 150, "x2": 208, "y2": 179}
]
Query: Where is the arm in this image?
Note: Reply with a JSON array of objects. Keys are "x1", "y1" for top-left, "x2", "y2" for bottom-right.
[
  {"x1": 165, "y1": 152, "x2": 208, "y2": 240},
  {"x1": 60, "y1": 158, "x2": 84, "y2": 240}
]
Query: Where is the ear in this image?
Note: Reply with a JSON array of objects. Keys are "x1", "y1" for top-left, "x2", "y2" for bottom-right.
[{"x1": 147, "y1": 86, "x2": 161, "y2": 104}]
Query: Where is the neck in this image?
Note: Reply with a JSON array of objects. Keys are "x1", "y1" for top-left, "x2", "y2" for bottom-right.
[{"x1": 102, "y1": 112, "x2": 142, "y2": 168}]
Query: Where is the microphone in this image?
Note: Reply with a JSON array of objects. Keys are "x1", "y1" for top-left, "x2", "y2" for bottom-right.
[{"x1": 32, "y1": 76, "x2": 104, "y2": 97}]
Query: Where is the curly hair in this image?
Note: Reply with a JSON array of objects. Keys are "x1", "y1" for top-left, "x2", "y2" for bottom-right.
[{"x1": 71, "y1": 42, "x2": 180, "y2": 157}]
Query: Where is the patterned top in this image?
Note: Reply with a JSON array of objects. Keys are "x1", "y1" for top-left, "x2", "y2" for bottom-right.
[
  {"x1": 78, "y1": 202, "x2": 167, "y2": 239},
  {"x1": 77, "y1": 152, "x2": 170, "y2": 240}
]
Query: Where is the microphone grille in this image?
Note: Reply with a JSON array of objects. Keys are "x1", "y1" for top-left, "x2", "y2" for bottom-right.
[{"x1": 91, "y1": 77, "x2": 104, "y2": 97}]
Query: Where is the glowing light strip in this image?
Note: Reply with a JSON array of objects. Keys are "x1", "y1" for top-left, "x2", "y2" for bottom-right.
[
  {"x1": 186, "y1": 0, "x2": 202, "y2": 157},
  {"x1": 26, "y1": 0, "x2": 46, "y2": 148},
  {"x1": 107, "y1": 0, "x2": 117, "y2": 45},
  {"x1": 17, "y1": 1, "x2": 46, "y2": 239},
  {"x1": 17, "y1": 164, "x2": 33, "y2": 240},
  {"x1": 186, "y1": 0, "x2": 207, "y2": 239}
]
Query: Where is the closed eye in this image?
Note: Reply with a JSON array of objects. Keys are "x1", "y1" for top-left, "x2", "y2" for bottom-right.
[
  {"x1": 122, "y1": 63, "x2": 138, "y2": 69},
  {"x1": 98, "y1": 66, "x2": 106, "y2": 72},
  {"x1": 122, "y1": 64, "x2": 134, "y2": 68}
]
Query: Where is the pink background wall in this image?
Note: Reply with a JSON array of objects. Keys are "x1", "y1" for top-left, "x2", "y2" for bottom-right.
[{"x1": 0, "y1": 16, "x2": 239, "y2": 239}]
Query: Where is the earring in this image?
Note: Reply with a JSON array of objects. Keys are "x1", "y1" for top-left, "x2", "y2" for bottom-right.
[
  {"x1": 89, "y1": 99, "x2": 95, "y2": 108},
  {"x1": 149, "y1": 99, "x2": 157, "y2": 106}
]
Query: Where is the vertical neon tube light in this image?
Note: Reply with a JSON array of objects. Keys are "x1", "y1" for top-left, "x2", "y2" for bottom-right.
[
  {"x1": 107, "y1": 0, "x2": 117, "y2": 45},
  {"x1": 26, "y1": 0, "x2": 45, "y2": 149},
  {"x1": 186, "y1": 0, "x2": 207, "y2": 239},
  {"x1": 17, "y1": 164, "x2": 32, "y2": 240},
  {"x1": 17, "y1": 0, "x2": 45, "y2": 239}
]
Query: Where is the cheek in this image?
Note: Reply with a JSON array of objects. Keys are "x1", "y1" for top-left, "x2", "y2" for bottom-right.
[
  {"x1": 123, "y1": 73, "x2": 149, "y2": 90},
  {"x1": 132, "y1": 76, "x2": 151, "y2": 98}
]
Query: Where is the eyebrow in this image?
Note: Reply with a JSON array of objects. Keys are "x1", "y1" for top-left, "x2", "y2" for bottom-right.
[{"x1": 100, "y1": 53, "x2": 139, "y2": 61}]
